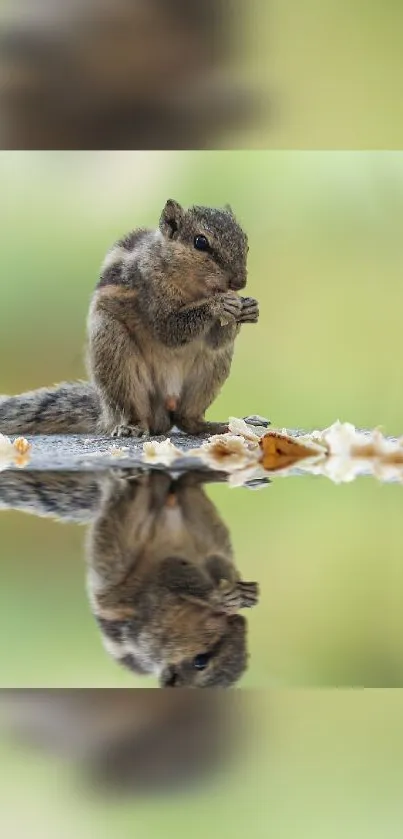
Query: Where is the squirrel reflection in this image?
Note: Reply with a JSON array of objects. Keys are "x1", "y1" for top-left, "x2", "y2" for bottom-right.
[
  {"x1": 0, "y1": 469, "x2": 259, "y2": 686},
  {"x1": 88, "y1": 471, "x2": 259, "y2": 687}
]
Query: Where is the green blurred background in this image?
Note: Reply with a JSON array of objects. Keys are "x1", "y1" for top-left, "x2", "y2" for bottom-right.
[
  {"x1": 1, "y1": 151, "x2": 403, "y2": 689},
  {"x1": 246, "y1": 0, "x2": 403, "y2": 148}
]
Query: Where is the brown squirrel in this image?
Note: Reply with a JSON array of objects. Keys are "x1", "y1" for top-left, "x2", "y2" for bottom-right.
[
  {"x1": 0, "y1": 200, "x2": 259, "y2": 437},
  {"x1": 0, "y1": 468, "x2": 260, "y2": 687}
]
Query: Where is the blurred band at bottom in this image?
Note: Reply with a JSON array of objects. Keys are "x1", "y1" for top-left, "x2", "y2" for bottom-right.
[{"x1": 0, "y1": 689, "x2": 255, "y2": 795}]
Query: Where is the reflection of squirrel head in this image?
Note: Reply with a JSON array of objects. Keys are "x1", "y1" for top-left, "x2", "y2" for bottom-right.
[
  {"x1": 158, "y1": 199, "x2": 249, "y2": 294},
  {"x1": 97, "y1": 555, "x2": 259, "y2": 688},
  {"x1": 90, "y1": 472, "x2": 259, "y2": 688}
]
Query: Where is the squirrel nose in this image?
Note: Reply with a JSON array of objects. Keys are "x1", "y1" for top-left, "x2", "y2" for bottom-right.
[{"x1": 230, "y1": 273, "x2": 247, "y2": 291}]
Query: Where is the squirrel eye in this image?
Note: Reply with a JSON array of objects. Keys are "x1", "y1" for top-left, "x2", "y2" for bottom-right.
[
  {"x1": 193, "y1": 653, "x2": 210, "y2": 671},
  {"x1": 194, "y1": 235, "x2": 209, "y2": 251}
]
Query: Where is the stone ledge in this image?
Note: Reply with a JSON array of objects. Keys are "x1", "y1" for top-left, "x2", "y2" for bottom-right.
[{"x1": 1, "y1": 432, "x2": 222, "y2": 472}]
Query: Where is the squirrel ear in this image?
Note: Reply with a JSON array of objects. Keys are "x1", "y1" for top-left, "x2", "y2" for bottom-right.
[
  {"x1": 224, "y1": 203, "x2": 235, "y2": 217},
  {"x1": 160, "y1": 199, "x2": 184, "y2": 239}
]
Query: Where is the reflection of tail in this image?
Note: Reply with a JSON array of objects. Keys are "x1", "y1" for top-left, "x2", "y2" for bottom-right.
[
  {"x1": 0, "y1": 381, "x2": 101, "y2": 434},
  {"x1": 0, "y1": 471, "x2": 101, "y2": 523}
]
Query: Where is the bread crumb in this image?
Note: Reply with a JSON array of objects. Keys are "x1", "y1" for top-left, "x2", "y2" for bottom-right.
[
  {"x1": 13, "y1": 437, "x2": 31, "y2": 455},
  {"x1": 143, "y1": 438, "x2": 182, "y2": 466},
  {"x1": 0, "y1": 434, "x2": 31, "y2": 470}
]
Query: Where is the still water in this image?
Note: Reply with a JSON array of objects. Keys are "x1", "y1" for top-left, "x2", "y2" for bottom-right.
[{"x1": 1, "y1": 464, "x2": 402, "y2": 688}]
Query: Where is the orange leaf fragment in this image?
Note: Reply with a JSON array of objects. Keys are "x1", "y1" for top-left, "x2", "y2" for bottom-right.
[
  {"x1": 259, "y1": 431, "x2": 319, "y2": 472},
  {"x1": 13, "y1": 437, "x2": 31, "y2": 456}
]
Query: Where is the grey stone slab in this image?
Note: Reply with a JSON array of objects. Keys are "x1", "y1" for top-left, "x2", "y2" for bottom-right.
[{"x1": 1, "y1": 432, "x2": 217, "y2": 473}]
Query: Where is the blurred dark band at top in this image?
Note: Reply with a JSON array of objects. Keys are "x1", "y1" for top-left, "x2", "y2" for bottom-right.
[{"x1": 0, "y1": 0, "x2": 268, "y2": 150}]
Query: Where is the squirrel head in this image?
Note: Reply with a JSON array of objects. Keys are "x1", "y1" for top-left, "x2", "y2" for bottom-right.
[{"x1": 159, "y1": 199, "x2": 249, "y2": 292}]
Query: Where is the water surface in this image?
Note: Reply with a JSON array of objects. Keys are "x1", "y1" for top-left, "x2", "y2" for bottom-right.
[{"x1": 1, "y1": 464, "x2": 401, "y2": 687}]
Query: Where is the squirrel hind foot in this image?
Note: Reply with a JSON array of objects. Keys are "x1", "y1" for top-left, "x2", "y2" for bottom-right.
[{"x1": 111, "y1": 423, "x2": 149, "y2": 439}]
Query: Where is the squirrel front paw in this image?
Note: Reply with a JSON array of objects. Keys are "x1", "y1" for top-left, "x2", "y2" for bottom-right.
[
  {"x1": 111, "y1": 423, "x2": 149, "y2": 439},
  {"x1": 238, "y1": 297, "x2": 259, "y2": 323},
  {"x1": 213, "y1": 579, "x2": 260, "y2": 614},
  {"x1": 236, "y1": 580, "x2": 260, "y2": 608},
  {"x1": 215, "y1": 291, "x2": 243, "y2": 325}
]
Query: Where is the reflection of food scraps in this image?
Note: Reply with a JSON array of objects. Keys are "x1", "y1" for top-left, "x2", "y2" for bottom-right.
[{"x1": 14, "y1": 454, "x2": 30, "y2": 469}]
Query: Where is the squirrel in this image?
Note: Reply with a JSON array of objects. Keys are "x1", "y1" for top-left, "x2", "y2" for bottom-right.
[
  {"x1": 0, "y1": 467, "x2": 260, "y2": 687},
  {"x1": 87, "y1": 470, "x2": 260, "y2": 687},
  {"x1": 0, "y1": 199, "x2": 259, "y2": 438}
]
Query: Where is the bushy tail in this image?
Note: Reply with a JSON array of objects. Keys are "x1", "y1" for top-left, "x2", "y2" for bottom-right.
[{"x1": 0, "y1": 381, "x2": 101, "y2": 435}]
